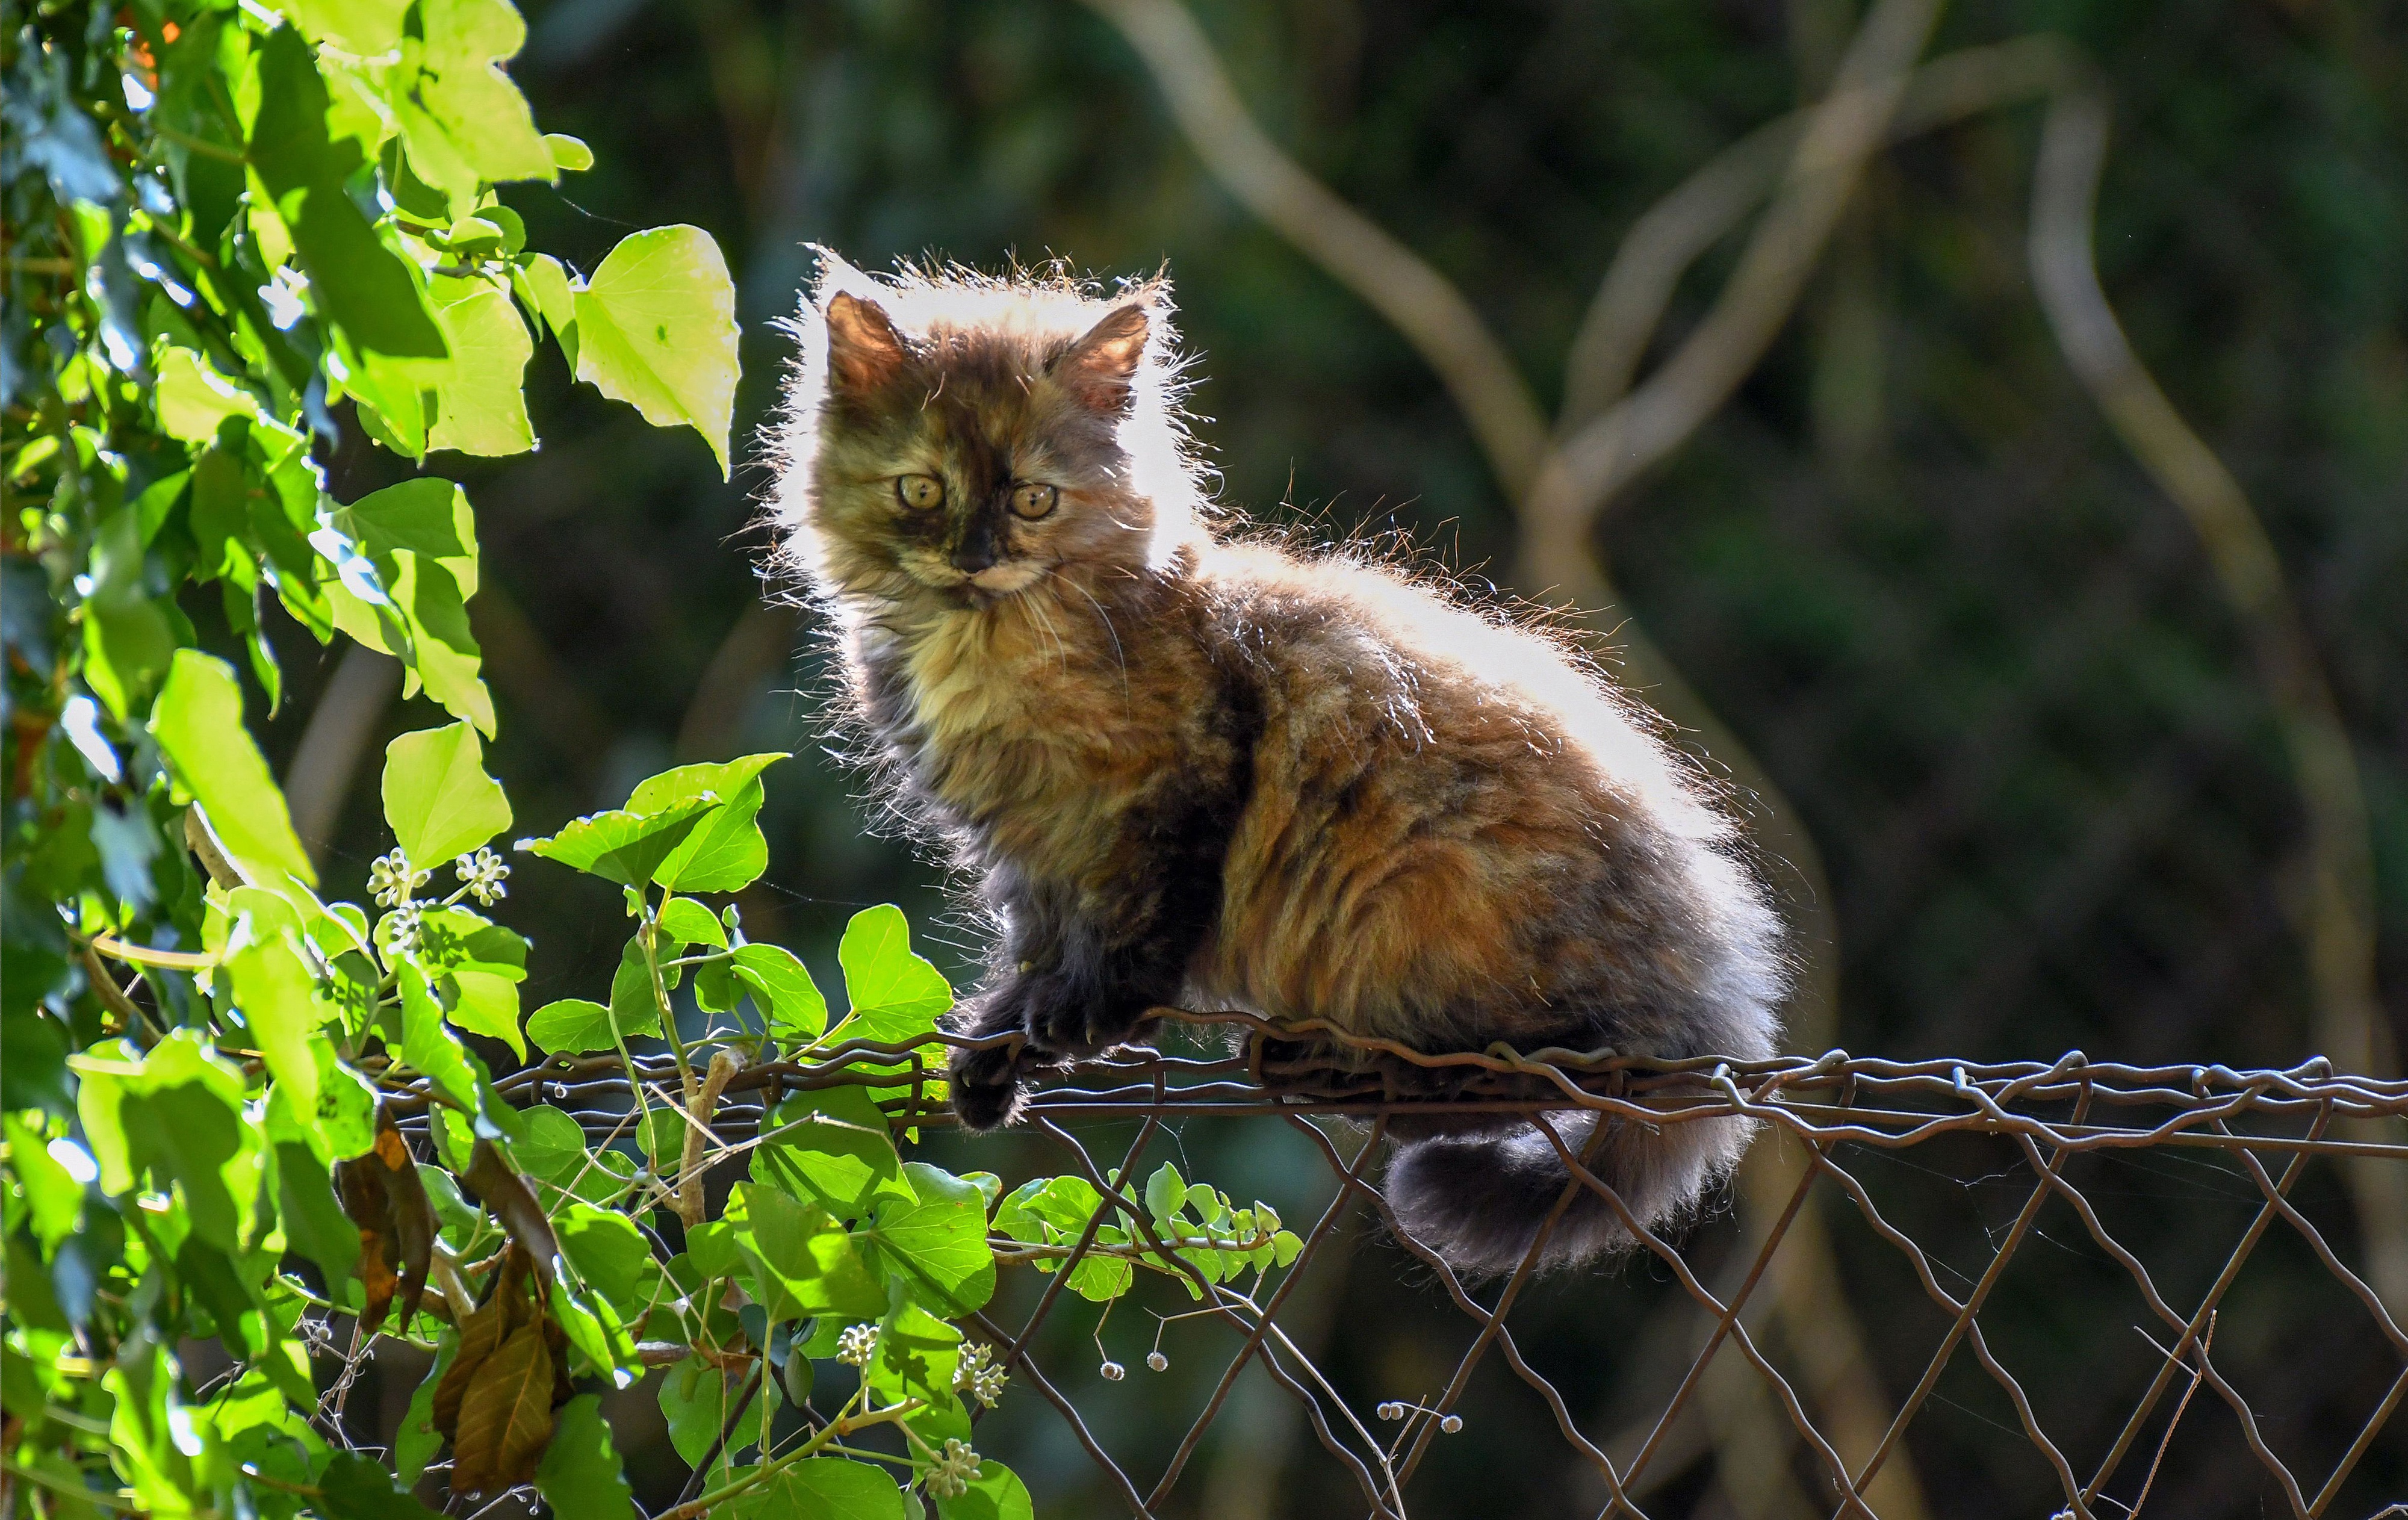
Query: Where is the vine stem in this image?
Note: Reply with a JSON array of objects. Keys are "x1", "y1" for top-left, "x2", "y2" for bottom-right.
[{"x1": 641, "y1": 892, "x2": 700, "y2": 1102}]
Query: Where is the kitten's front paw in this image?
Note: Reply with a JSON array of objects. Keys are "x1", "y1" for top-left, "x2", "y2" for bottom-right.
[
  {"x1": 1019, "y1": 972, "x2": 1142, "y2": 1057},
  {"x1": 948, "y1": 1041, "x2": 1025, "y2": 1131}
]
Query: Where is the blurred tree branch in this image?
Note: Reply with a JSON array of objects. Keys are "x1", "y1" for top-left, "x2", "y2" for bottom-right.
[
  {"x1": 284, "y1": 645, "x2": 401, "y2": 862},
  {"x1": 2028, "y1": 87, "x2": 2404, "y2": 1318}
]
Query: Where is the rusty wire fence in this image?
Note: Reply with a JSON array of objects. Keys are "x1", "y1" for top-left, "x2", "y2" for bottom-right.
[{"x1": 464, "y1": 1013, "x2": 2408, "y2": 1520}]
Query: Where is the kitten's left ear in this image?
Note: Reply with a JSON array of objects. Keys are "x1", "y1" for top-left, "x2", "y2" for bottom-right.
[
  {"x1": 824, "y1": 291, "x2": 912, "y2": 396},
  {"x1": 1052, "y1": 303, "x2": 1151, "y2": 414}
]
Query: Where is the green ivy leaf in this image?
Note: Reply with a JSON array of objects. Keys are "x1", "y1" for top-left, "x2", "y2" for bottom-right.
[
  {"x1": 150, "y1": 651, "x2": 316, "y2": 889},
  {"x1": 71, "y1": 1032, "x2": 259, "y2": 1253},
  {"x1": 382, "y1": 722, "x2": 512, "y2": 869},
  {"x1": 526, "y1": 997, "x2": 613, "y2": 1055},
  {"x1": 634, "y1": 754, "x2": 787, "y2": 892},
  {"x1": 510, "y1": 1105, "x2": 588, "y2": 1185},
  {"x1": 572, "y1": 226, "x2": 740, "y2": 477},
  {"x1": 81, "y1": 508, "x2": 177, "y2": 723},
  {"x1": 751, "y1": 1085, "x2": 911, "y2": 1218},
  {"x1": 727, "y1": 1457, "x2": 904, "y2": 1520},
  {"x1": 733, "y1": 943, "x2": 825, "y2": 1040},
  {"x1": 522, "y1": 796, "x2": 718, "y2": 887},
  {"x1": 1143, "y1": 1161, "x2": 1188, "y2": 1226},
  {"x1": 284, "y1": 0, "x2": 410, "y2": 55},
  {"x1": 992, "y1": 1176, "x2": 1128, "y2": 1302},
  {"x1": 866, "y1": 1297, "x2": 961, "y2": 1407},
  {"x1": 399, "y1": 961, "x2": 479, "y2": 1108},
  {"x1": 0, "y1": 1115, "x2": 81, "y2": 1253},
  {"x1": 554, "y1": 1203, "x2": 659, "y2": 1321},
  {"x1": 659, "y1": 896, "x2": 728, "y2": 951},
  {"x1": 858, "y1": 1164, "x2": 995, "y2": 1317},
  {"x1": 320, "y1": 1450, "x2": 449, "y2": 1520},
  {"x1": 270, "y1": 1128, "x2": 360, "y2": 1291},
  {"x1": 933, "y1": 1462, "x2": 1034, "y2": 1520},
  {"x1": 392, "y1": 0, "x2": 557, "y2": 202},
  {"x1": 444, "y1": 966, "x2": 524, "y2": 1059},
  {"x1": 250, "y1": 28, "x2": 448, "y2": 365},
  {"x1": 515, "y1": 252, "x2": 578, "y2": 352},
  {"x1": 393, "y1": 1342, "x2": 457, "y2": 1486},
  {"x1": 728, "y1": 1183, "x2": 886, "y2": 1323},
  {"x1": 608, "y1": 936, "x2": 666, "y2": 1040},
  {"x1": 332, "y1": 477, "x2": 480, "y2": 598},
  {"x1": 391, "y1": 553, "x2": 494, "y2": 734},
  {"x1": 837, "y1": 906, "x2": 952, "y2": 1043},
  {"x1": 544, "y1": 133, "x2": 594, "y2": 172},
  {"x1": 427, "y1": 275, "x2": 536, "y2": 456},
  {"x1": 659, "y1": 1355, "x2": 763, "y2": 1472},
  {"x1": 106, "y1": 1333, "x2": 199, "y2": 1515},
  {"x1": 153, "y1": 346, "x2": 266, "y2": 445},
  {"x1": 220, "y1": 887, "x2": 330, "y2": 1111}
]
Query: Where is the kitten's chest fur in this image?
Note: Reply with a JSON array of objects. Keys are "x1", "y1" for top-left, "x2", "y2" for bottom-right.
[{"x1": 854, "y1": 586, "x2": 1223, "y2": 882}]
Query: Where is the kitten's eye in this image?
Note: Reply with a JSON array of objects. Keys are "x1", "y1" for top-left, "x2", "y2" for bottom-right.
[
  {"x1": 1010, "y1": 482, "x2": 1060, "y2": 521},
  {"x1": 895, "y1": 474, "x2": 946, "y2": 511}
]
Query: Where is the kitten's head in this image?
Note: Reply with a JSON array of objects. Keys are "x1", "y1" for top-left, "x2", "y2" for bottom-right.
[{"x1": 774, "y1": 254, "x2": 1203, "y2": 612}]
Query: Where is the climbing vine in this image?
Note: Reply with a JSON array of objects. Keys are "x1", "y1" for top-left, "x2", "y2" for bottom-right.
[{"x1": 0, "y1": 3, "x2": 1298, "y2": 1516}]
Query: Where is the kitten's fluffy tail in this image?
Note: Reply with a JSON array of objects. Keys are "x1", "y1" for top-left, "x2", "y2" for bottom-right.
[{"x1": 1383, "y1": 1111, "x2": 1752, "y2": 1276}]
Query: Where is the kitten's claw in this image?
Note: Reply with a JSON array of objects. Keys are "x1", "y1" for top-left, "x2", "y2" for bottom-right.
[
  {"x1": 948, "y1": 1043, "x2": 1024, "y2": 1130},
  {"x1": 1020, "y1": 974, "x2": 1141, "y2": 1056}
]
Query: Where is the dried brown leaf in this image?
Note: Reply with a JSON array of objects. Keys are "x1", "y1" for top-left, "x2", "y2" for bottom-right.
[
  {"x1": 333, "y1": 1156, "x2": 394, "y2": 1324},
  {"x1": 380, "y1": 1113, "x2": 436, "y2": 1332},
  {"x1": 338, "y1": 1107, "x2": 435, "y2": 1336},
  {"x1": 467, "y1": 1139, "x2": 560, "y2": 1288},
  {"x1": 436, "y1": 1246, "x2": 536, "y2": 1440},
  {"x1": 451, "y1": 1315, "x2": 556, "y2": 1497}
]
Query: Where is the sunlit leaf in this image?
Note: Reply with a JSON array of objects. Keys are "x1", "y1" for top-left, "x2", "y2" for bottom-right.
[
  {"x1": 250, "y1": 28, "x2": 448, "y2": 364},
  {"x1": 554, "y1": 1203, "x2": 659, "y2": 1320},
  {"x1": 733, "y1": 943, "x2": 825, "y2": 1040},
  {"x1": 392, "y1": 0, "x2": 556, "y2": 201},
  {"x1": 837, "y1": 905, "x2": 952, "y2": 1043},
  {"x1": 150, "y1": 651, "x2": 316, "y2": 888},
  {"x1": 427, "y1": 275, "x2": 536, "y2": 456},
  {"x1": 573, "y1": 226, "x2": 740, "y2": 476},
  {"x1": 526, "y1": 997, "x2": 613, "y2": 1054},
  {"x1": 934, "y1": 1462, "x2": 1034, "y2": 1520},
  {"x1": 633, "y1": 754, "x2": 787, "y2": 891},
  {"x1": 729, "y1": 1183, "x2": 886, "y2": 1323},
  {"x1": 399, "y1": 961, "x2": 479, "y2": 1108},
  {"x1": 659, "y1": 1356, "x2": 762, "y2": 1471},
  {"x1": 521, "y1": 795, "x2": 717, "y2": 887},
  {"x1": 382, "y1": 721, "x2": 512, "y2": 875}
]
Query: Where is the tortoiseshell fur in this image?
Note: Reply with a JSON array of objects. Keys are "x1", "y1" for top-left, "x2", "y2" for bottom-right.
[{"x1": 771, "y1": 257, "x2": 1786, "y2": 1274}]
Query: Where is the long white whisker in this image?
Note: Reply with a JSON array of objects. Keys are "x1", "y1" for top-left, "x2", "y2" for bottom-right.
[
  {"x1": 1023, "y1": 588, "x2": 1072, "y2": 679},
  {"x1": 1068, "y1": 580, "x2": 1133, "y2": 718}
]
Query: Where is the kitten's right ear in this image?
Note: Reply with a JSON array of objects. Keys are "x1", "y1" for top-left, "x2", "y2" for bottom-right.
[
  {"x1": 1052, "y1": 302, "x2": 1150, "y2": 414},
  {"x1": 822, "y1": 292, "x2": 911, "y2": 396}
]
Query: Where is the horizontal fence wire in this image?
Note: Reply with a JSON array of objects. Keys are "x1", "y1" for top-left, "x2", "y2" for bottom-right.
[{"x1": 386, "y1": 1011, "x2": 2408, "y2": 1519}]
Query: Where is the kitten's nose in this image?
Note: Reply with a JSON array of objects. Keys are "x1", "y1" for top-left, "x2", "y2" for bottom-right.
[{"x1": 951, "y1": 520, "x2": 998, "y2": 574}]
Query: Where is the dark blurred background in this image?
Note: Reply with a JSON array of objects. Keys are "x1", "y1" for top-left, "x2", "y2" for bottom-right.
[{"x1": 269, "y1": 0, "x2": 2408, "y2": 1514}]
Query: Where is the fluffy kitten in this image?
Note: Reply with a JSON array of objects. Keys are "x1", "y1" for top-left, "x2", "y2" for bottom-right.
[{"x1": 771, "y1": 256, "x2": 1786, "y2": 1274}]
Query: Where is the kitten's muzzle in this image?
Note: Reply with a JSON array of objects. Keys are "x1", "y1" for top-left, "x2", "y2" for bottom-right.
[{"x1": 951, "y1": 518, "x2": 1001, "y2": 574}]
